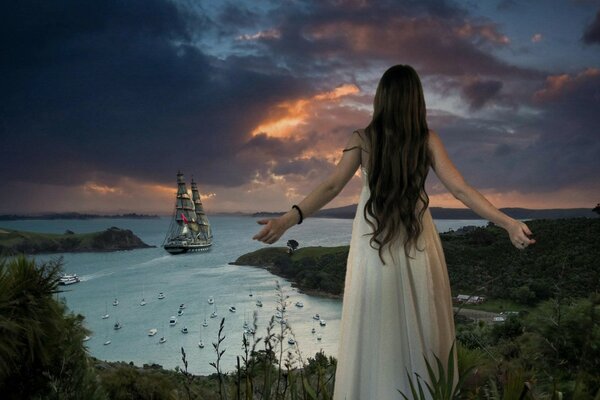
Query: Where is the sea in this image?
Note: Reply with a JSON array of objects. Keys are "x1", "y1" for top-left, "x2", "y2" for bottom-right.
[{"x1": 1, "y1": 215, "x2": 489, "y2": 375}]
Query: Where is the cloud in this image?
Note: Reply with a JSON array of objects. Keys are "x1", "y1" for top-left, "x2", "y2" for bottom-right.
[
  {"x1": 531, "y1": 33, "x2": 543, "y2": 43},
  {"x1": 582, "y1": 9, "x2": 600, "y2": 44},
  {"x1": 0, "y1": 0, "x2": 313, "y2": 190},
  {"x1": 461, "y1": 78, "x2": 503, "y2": 110}
]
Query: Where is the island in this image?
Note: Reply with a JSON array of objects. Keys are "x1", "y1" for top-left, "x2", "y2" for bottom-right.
[
  {"x1": 232, "y1": 217, "x2": 600, "y2": 306},
  {"x1": 0, "y1": 226, "x2": 155, "y2": 255}
]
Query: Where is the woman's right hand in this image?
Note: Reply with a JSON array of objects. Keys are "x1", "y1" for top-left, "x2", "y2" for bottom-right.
[{"x1": 506, "y1": 219, "x2": 536, "y2": 250}]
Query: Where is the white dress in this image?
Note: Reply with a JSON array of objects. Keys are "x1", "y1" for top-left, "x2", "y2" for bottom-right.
[{"x1": 332, "y1": 166, "x2": 459, "y2": 400}]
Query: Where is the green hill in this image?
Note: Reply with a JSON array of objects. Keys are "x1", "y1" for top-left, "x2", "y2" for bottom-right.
[
  {"x1": 0, "y1": 226, "x2": 154, "y2": 255},
  {"x1": 232, "y1": 217, "x2": 600, "y2": 305}
]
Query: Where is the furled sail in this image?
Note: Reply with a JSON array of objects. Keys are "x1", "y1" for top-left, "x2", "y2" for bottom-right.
[{"x1": 191, "y1": 178, "x2": 213, "y2": 241}]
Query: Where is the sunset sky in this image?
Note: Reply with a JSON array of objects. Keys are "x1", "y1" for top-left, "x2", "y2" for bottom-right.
[{"x1": 1, "y1": 0, "x2": 599, "y2": 214}]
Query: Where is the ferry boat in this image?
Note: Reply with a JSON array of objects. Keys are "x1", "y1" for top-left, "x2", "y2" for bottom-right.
[{"x1": 59, "y1": 274, "x2": 80, "y2": 285}]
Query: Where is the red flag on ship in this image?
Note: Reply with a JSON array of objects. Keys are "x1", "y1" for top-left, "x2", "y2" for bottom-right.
[{"x1": 181, "y1": 213, "x2": 189, "y2": 224}]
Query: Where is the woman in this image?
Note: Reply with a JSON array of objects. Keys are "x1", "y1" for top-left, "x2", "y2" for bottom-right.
[{"x1": 252, "y1": 65, "x2": 536, "y2": 399}]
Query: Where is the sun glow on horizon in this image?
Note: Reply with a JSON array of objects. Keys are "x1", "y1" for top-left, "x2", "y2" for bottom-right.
[{"x1": 251, "y1": 83, "x2": 360, "y2": 138}]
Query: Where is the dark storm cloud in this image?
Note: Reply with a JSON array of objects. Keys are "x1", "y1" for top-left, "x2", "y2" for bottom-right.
[
  {"x1": 462, "y1": 79, "x2": 503, "y2": 110},
  {"x1": 0, "y1": 0, "x2": 311, "y2": 188},
  {"x1": 428, "y1": 69, "x2": 600, "y2": 194},
  {"x1": 582, "y1": 9, "x2": 600, "y2": 44},
  {"x1": 248, "y1": 0, "x2": 542, "y2": 80}
]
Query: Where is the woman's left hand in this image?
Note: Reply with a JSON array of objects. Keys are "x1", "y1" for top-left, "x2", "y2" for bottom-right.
[{"x1": 252, "y1": 217, "x2": 290, "y2": 244}]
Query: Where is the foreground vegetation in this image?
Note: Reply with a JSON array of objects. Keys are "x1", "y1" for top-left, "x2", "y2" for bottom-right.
[{"x1": 1, "y1": 252, "x2": 599, "y2": 399}]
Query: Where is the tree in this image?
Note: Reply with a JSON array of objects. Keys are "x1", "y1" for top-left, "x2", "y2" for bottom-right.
[{"x1": 287, "y1": 239, "x2": 299, "y2": 254}]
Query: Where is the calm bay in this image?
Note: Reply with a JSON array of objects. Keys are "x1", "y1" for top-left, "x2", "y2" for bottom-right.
[{"x1": 1, "y1": 215, "x2": 488, "y2": 374}]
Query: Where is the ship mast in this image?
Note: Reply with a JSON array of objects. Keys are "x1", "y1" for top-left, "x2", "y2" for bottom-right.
[
  {"x1": 191, "y1": 177, "x2": 213, "y2": 240},
  {"x1": 176, "y1": 171, "x2": 197, "y2": 225}
]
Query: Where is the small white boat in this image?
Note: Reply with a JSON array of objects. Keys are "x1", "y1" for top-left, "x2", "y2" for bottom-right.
[
  {"x1": 148, "y1": 328, "x2": 158, "y2": 336},
  {"x1": 313, "y1": 314, "x2": 320, "y2": 320},
  {"x1": 208, "y1": 296, "x2": 214, "y2": 304},
  {"x1": 319, "y1": 319, "x2": 327, "y2": 326},
  {"x1": 114, "y1": 321, "x2": 122, "y2": 330},
  {"x1": 288, "y1": 338, "x2": 296, "y2": 345},
  {"x1": 210, "y1": 311, "x2": 218, "y2": 318},
  {"x1": 295, "y1": 301, "x2": 304, "y2": 308},
  {"x1": 311, "y1": 327, "x2": 316, "y2": 334},
  {"x1": 140, "y1": 299, "x2": 146, "y2": 306},
  {"x1": 169, "y1": 316, "x2": 177, "y2": 326},
  {"x1": 317, "y1": 334, "x2": 322, "y2": 341},
  {"x1": 59, "y1": 274, "x2": 81, "y2": 285},
  {"x1": 159, "y1": 337, "x2": 166, "y2": 344},
  {"x1": 102, "y1": 314, "x2": 110, "y2": 320},
  {"x1": 198, "y1": 340, "x2": 204, "y2": 348},
  {"x1": 112, "y1": 298, "x2": 119, "y2": 307},
  {"x1": 102, "y1": 302, "x2": 109, "y2": 319},
  {"x1": 280, "y1": 318, "x2": 288, "y2": 325},
  {"x1": 256, "y1": 300, "x2": 263, "y2": 307},
  {"x1": 177, "y1": 309, "x2": 184, "y2": 316},
  {"x1": 229, "y1": 306, "x2": 237, "y2": 313},
  {"x1": 181, "y1": 327, "x2": 189, "y2": 334},
  {"x1": 83, "y1": 335, "x2": 91, "y2": 342},
  {"x1": 249, "y1": 288, "x2": 253, "y2": 297},
  {"x1": 104, "y1": 340, "x2": 112, "y2": 346},
  {"x1": 158, "y1": 292, "x2": 165, "y2": 300},
  {"x1": 179, "y1": 303, "x2": 186, "y2": 309}
]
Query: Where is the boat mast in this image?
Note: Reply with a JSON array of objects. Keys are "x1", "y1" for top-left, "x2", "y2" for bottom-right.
[{"x1": 191, "y1": 177, "x2": 212, "y2": 241}]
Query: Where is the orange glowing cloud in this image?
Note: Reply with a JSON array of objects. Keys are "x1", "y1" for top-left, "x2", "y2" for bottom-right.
[
  {"x1": 533, "y1": 67, "x2": 600, "y2": 102},
  {"x1": 251, "y1": 83, "x2": 360, "y2": 139}
]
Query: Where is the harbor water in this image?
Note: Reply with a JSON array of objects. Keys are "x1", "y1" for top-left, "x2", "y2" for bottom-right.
[{"x1": 0, "y1": 215, "x2": 489, "y2": 374}]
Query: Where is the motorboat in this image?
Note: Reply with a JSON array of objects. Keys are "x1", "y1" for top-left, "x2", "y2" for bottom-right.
[
  {"x1": 158, "y1": 292, "x2": 165, "y2": 300},
  {"x1": 311, "y1": 327, "x2": 316, "y2": 334},
  {"x1": 102, "y1": 313, "x2": 110, "y2": 320},
  {"x1": 288, "y1": 338, "x2": 296, "y2": 345},
  {"x1": 159, "y1": 337, "x2": 166, "y2": 344},
  {"x1": 181, "y1": 327, "x2": 189, "y2": 334},
  {"x1": 177, "y1": 309, "x2": 184, "y2": 316},
  {"x1": 198, "y1": 340, "x2": 204, "y2": 348},
  {"x1": 210, "y1": 311, "x2": 218, "y2": 318},
  {"x1": 104, "y1": 340, "x2": 111, "y2": 346},
  {"x1": 312, "y1": 314, "x2": 320, "y2": 320},
  {"x1": 256, "y1": 300, "x2": 263, "y2": 307},
  {"x1": 319, "y1": 319, "x2": 327, "y2": 326},
  {"x1": 140, "y1": 299, "x2": 146, "y2": 306},
  {"x1": 317, "y1": 334, "x2": 322, "y2": 341},
  {"x1": 202, "y1": 318, "x2": 208, "y2": 327},
  {"x1": 169, "y1": 316, "x2": 177, "y2": 326},
  {"x1": 295, "y1": 301, "x2": 304, "y2": 308},
  {"x1": 229, "y1": 306, "x2": 237, "y2": 313},
  {"x1": 112, "y1": 298, "x2": 119, "y2": 306},
  {"x1": 83, "y1": 335, "x2": 91, "y2": 342},
  {"x1": 59, "y1": 274, "x2": 80, "y2": 285},
  {"x1": 208, "y1": 296, "x2": 214, "y2": 304},
  {"x1": 179, "y1": 303, "x2": 186, "y2": 309},
  {"x1": 113, "y1": 321, "x2": 122, "y2": 330},
  {"x1": 148, "y1": 328, "x2": 158, "y2": 336}
]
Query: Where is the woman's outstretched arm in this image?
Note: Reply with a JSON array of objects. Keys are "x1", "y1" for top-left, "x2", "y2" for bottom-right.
[
  {"x1": 252, "y1": 131, "x2": 363, "y2": 244},
  {"x1": 428, "y1": 130, "x2": 536, "y2": 249}
]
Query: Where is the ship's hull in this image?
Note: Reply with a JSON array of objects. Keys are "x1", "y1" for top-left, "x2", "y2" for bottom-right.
[{"x1": 164, "y1": 243, "x2": 212, "y2": 255}]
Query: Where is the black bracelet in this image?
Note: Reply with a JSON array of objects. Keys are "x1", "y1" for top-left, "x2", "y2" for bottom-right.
[{"x1": 292, "y1": 205, "x2": 303, "y2": 224}]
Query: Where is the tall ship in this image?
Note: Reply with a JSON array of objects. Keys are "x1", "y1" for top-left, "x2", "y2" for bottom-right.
[{"x1": 163, "y1": 172, "x2": 213, "y2": 254}]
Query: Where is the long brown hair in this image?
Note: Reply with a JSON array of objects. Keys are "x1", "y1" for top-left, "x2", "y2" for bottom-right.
[{"x1": 363, "y1": 65, "x2": 433, "y2": 265}]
